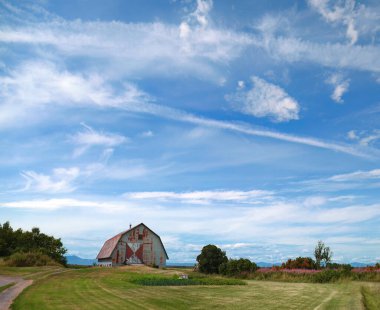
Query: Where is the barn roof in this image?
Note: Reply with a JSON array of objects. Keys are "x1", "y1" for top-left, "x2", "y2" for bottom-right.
[{"x1": 96, "y1": 223, "x2": 169, "y2": 260}]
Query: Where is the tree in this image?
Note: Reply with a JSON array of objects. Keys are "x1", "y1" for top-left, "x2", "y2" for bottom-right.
[
  {"x1": 219, "y1": 258, "x2": 258, "y2": 276},
  {"x1": 0, "y1": 222, "x2": 67, "y2": 266},
  {"x1": 281, "y1": 257, "x2": 316, "y2": 270},
  {"x1": 314, "y1": 240, "x2": 333, "y2": 268},
  {"x1": 196, "y1": 244, "x2": 227, "y2": 274}
]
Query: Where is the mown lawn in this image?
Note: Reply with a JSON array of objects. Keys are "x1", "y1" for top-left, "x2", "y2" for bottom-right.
[{"x1": 2, "y1": 266, "x2": 379, "y2": 309}]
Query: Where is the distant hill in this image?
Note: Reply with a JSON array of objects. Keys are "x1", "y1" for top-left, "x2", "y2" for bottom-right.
[
  {"x1": 167, "y1": 262, "x2": 195, "y2": 267},
  {"x1": 257, "y1": 262, "x2": 281, "y2": 267},
  {"x1": 66, "y1": 255, "x2": 97, "y2": 266},
  {"x1": 350, "y1": 262, "x2": 375, "y2": 267}
]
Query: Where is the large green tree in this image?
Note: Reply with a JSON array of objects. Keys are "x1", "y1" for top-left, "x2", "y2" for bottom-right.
[
  {"x1": 0, "y1": 222, "x2": 67, "y2": 265},
  {"x1": 196, "y1": 244, "x2": 228, "y2": 274}
]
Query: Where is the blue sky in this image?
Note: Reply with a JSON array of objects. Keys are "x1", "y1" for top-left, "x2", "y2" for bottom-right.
[{"x1": 0, "y1": 0, "x2": 379, "y2": 264}]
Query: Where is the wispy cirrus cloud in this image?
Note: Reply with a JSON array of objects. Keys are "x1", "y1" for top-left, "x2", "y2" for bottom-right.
[
  {"x1": 329, "y1": 168, "x2": 380, "y2": 182},
  {"x1": 20, "y1": 167, "x2": 80, "y2": 193},
  {"x1": 0, "y1": 61, "x2": 149, "y2": 128},
  {"x1": 226, "y1": 76, "x2": 300, "y2": 122},
  {"x1": 1, "y1": 196, "x2": 379, "y2": 234},
  {"x1": 124, "y1": 189, "x2": 273, "y2": 204},
  {"x1": 326, "y1": 73, "x2": 350, "y2": 103},
  {"x1": 254, "y1": 6, "x2": 380, "y2": 73},
  {"x1": 347, "y1": 129, "x2": 380, "y2": 147},
  {"x1": 308, "y1": 0, "x2": 359, "y2": 44},
  {"x1": 0, "y1": 61, "x2": 370, "y2": 158},
  {"x1": 70, "y1": 123, "x2": 128, "y2": 157},
  {"x1": 0, "y1": 0, "x2": 251, "y2": 82}
]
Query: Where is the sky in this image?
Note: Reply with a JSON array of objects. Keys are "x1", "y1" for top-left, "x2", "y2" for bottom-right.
[{"x1": 0, "y1": 0, "x2": 379, "y2": 264}]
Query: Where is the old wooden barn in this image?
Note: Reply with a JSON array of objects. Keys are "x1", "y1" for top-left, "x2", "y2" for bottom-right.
[{"x1": 96, "y1": 223, "x2": 168, "y2": 267}]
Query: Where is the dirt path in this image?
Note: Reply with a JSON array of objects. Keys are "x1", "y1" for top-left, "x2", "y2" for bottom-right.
[
  {"x1": 313, "y1": 290, "x2": 338, "y2": 310},
  {"x1": 0, "y1": 276, "x2": 33, "y2": 310}
]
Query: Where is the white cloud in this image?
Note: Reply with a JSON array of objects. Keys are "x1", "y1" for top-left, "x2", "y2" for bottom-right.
[
  {"x1": 237, "y1": 80, "x2": 245, "y2": 89},
  {"x1": 124, "y1": 189, "x2": 273, "y2": 204},
  {"x1": 0, "y1": 61, "x2": 148, "y2": 109},
  {"x1": 329, "y1": 168, "x2": 380, "y2": 182},
  {"x1": 359, "y1": 131, "x2": 380, "y2": 146},
  {"x1": 326, "y1": 73, "x2": 350, "y2": 103},
  {"x1": 226, "y1": 76, "x2": 299, "y2": 122},
  {"x1": 0, "y1": 6, "x2": 251, "y2": 81},
  {"x1": 2, "y1": 192, "x2": 379, "y2": 261},
  {"x1": 347, "y1": 130, "x2": 358, "y2": 140},
  {"x1": 0, "y1": 61, "x2": 150, "y2": 128},
  {"x1": 253, "y1": 22, "x2": 380, "y2": 73},
  {"x1": 0, "y1": 61, "x2": 369, "y2": 158},
  {"x1": 346, "y1": 130, "x2": 380, "y2": 146},
  {"x1": 140, "y1": 130, "x2": 154, "y2": 138},
  {"x1": 0, "y1": 198, "x2": 126, "y2": 211},
  {"x1": 308, "y1": 0, "x2": 358, "y2": 44},
  {"x1": 20, "y1": 167, "x2": 80, "y2": 193},
  {"x1": 2, "y1": 196, "x2": 379, "y2": 231},
  {"x1": 70, "y1": 123, "x2": 128, "y2": 157}
]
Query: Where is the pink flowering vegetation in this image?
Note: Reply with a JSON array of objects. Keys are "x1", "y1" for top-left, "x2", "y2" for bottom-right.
[
  {"x1": 257, "y1": 267, "x2": 320, "y2": 274},
  {"x1": 353, "y1": 266, "x2": 380, "y2": 273}
]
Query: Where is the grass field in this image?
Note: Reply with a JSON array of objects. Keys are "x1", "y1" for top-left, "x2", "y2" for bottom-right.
[{"x1": 1, "y1": 265, "x2": 379, "y2": 309}]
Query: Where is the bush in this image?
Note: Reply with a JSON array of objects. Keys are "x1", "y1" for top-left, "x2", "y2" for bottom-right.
[
  {"x1": 326, "y1": 262, "x2": 352, "y2": 271},
  {"x1": 4, "y1": 251, "x2": 61, "y2": 267},
  {"x1": 312, "y1": 269, "x2": 342, "y2": 283},
  {"x1": 219, "y1": 258, "x2": 258, "y2": 276},
  {"x1": 196, "y1": 244, "x2": 227, "y2": 274},
  {"x1": 281, "y1": 257, "x2": 316, "y2": 270}
]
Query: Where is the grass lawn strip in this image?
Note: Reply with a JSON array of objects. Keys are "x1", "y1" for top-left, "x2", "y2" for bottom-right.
[{"x1": 9, "y1": 266, "x2": 380, "y2": 309}]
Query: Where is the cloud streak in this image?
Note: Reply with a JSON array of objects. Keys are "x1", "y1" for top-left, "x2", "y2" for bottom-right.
[
  {"x1": 70, "y1": 123, "x2": 128, "y2": 157},
  {"x1": 21, "y1": 167, "x2": 80, "y2": 193},
  {"x1": 124, "y1": 189, "x2": 273, "y2": 204}
]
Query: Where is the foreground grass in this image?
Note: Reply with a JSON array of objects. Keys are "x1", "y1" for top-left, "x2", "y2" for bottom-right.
[
  {"x1": 2, "y1": 266, "x2": 379, "y2": 309},
  {"x1": 361, "y1": 284, "x2": 380, "y2": 309}
]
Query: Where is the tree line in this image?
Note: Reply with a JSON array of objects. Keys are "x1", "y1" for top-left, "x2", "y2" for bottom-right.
[
  {"x1": 0, "y1": 222, "x2": 67, "y2": 265},
  {"x1": 196, "y1": 241, "x2": 338, "y2": 275}
]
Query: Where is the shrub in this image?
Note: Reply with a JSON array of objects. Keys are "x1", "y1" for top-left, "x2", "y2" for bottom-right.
[
  {"x1": 219, "y1": 258, "x2": 258, "y2": 276},
  {"x1": 312, "y1": 269, "x2": 342, "y2": 283},
  {"x1": 281, "y1": 257, "x2": 316, "y2": 270},
  {"x1": 4, "y1": 251, "x2": 61, "y2": 267},
  {"x1": 196, "y1": 245, "x2": 227, "y2": 274},
  {"x1": 326, "y1": 262, "x2": 352, "y2": 271}
]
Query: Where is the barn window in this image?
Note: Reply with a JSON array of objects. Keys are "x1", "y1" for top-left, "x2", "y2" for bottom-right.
[{"x1": 138, "y1": 234, "x2": 143, "y2": 240}]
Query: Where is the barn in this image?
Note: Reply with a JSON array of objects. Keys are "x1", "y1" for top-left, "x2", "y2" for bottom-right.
[{"x1": 96, "y1": 223, "x2": 168, "y2": 267}]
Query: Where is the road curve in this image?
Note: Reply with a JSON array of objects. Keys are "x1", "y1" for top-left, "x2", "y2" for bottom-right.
[{"x1": 0, "y1": 276, "x2": 33, "y2": 310}]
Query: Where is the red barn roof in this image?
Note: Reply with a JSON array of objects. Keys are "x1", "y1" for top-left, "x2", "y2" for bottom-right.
[{"x1": 96, "y1": 223, "x2": 169, "y2": 260}]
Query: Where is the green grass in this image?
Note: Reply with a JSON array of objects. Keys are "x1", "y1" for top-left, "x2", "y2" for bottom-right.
[
  {"x1": 129, "y1": 273, "x2": 245, "y2": 286},
  {"x1": 361, "y1": 285, "x2": 380, "y2": 309},
  {"x1": 248, "y1": 270, "x2": 380, "y2": 283},
  {"x1": 2, "y1": 266, "x2": 379, "y2": 309},
  {"x1": 0, "y1": 282, "x2": 15, "y2": 293}
]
